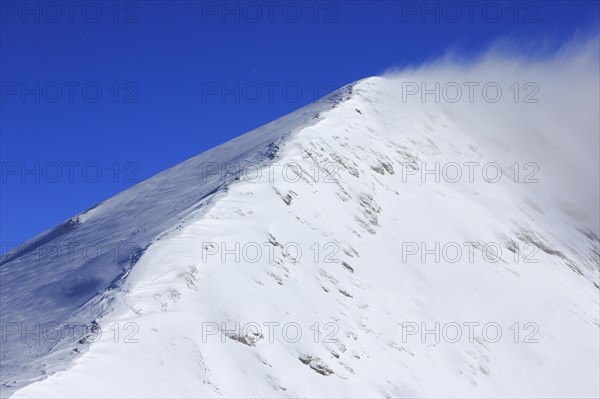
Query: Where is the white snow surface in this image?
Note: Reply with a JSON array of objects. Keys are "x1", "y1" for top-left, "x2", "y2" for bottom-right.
[{"x1": 2, "y1": 76, "x2": 599, "y2": 398}]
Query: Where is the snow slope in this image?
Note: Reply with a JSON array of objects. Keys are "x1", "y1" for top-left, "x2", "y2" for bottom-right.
[{"x1": 2, "y1": 76, "x2": 599, "y2": 398}]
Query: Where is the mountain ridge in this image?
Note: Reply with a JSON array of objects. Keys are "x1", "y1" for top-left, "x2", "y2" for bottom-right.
[{"x1": 2, "y1": 76, "x2": 599, "y2": 398}]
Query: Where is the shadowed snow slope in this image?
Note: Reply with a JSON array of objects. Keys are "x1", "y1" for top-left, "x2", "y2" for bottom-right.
[{"x1": 2, "y1": 75, "x2": 599, "y2": 398}]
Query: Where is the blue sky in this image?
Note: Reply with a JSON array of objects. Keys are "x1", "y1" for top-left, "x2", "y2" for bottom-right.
[{"x1": 1, "y1": 0, "x2": 599, "y2": 250}]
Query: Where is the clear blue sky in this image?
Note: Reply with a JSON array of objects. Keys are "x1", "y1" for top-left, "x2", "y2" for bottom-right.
[{"x1": 1, "y1": 0, "x2": 599, "y2": 250}]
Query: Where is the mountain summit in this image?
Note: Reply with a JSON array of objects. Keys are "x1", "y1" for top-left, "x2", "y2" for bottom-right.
[{"x1": 2, "y1": 77, "x2": 598, "y2": 398}]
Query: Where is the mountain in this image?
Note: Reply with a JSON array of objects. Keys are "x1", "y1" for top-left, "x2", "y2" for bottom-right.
[{"x1": 1, "y1": 77, "x2": 598, "y2": 398}]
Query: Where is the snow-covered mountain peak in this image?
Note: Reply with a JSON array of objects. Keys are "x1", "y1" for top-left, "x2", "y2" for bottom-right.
[{"x1": 2, "y1": 76, "x2": 598, "y2": 398}]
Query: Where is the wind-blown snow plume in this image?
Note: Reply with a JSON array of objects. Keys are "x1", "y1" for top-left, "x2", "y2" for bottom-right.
[{"x1": 383, "y1": 36, "x2": 600, "y2": 232}]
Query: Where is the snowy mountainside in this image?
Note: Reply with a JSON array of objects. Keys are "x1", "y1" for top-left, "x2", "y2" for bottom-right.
[
  {"x1": 0, "y1": 84, "x2": 353, "y2": 396},
  {"x1": 2, "y1": 77, "x2": 599, "y2": 398}
]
